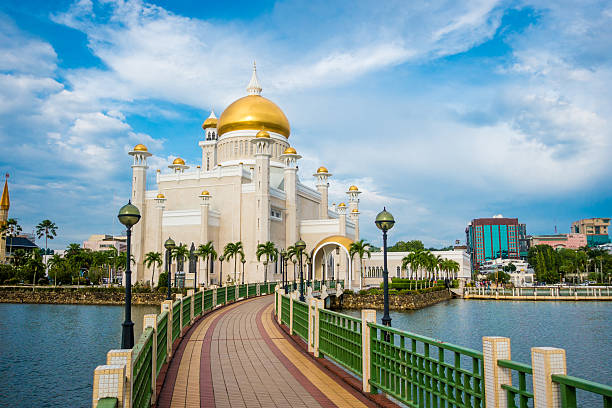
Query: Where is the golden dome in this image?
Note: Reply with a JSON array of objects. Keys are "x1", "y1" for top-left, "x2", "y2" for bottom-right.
[
  {"x1": 352, "y1": 208, "x2": 359, "y2": 213},
  {"x1": 200, "y1": 190, "x2": 210, "y2": 196},
  {"x1": 338, "y1": 202, "x2": 346, "y2": 207},
  {"x1": 256, "y1": 129, "x2": 270, "y2": 138},
  {"x1": 348, "y1": 185, "x2": 358, "y2": 191},
  {"x1": 172, "y1": 157, "x2": 185, "y2": 165},
  {"x1": 134, "y1": 144, "x2": 148, "y2": 151},
  {"x1": 317, "y1": 166, "x2": 328, "y2": 174},
  {"x1": 283, "y1": 147, "x2": 297, "y2": 155},
  {"x1": 202, "y1": 117, "x2": 218, "y2": 129},
  {"x1": 218, "y1": 95, "x2": 290, "y2": 138},
  {"x1": 156, "y1": 193, "x2": 165, "y2": 199}
]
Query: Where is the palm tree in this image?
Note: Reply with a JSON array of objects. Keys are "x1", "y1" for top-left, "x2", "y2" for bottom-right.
[
  {"x1": 171, "y1": 244, "x2": 189, "y2": 287},
  {"x1": 144, "y1": 251, "x2": 162, "y2": 287},
  {"x1": 349, "y1": 239, "x2": 372, "y2": 289},
  {"x1": 402, "y1": 249, "x2": 425, "y2": 280},
  {"x1": 1, "y1": 218, "x2": 22, "y2": 261},
  {"x1": 27, "y1": 252, "x2": 45, "y2": 287},
  {"x1": 35, "y1": 220, "x2": 57, "y2": 276},
  {"x1": 196, "y1": 241, "x2": 217, "y2": 287},
  {"x1": 223, "y1": 242, "x2": 244, "y2": 282},
  {"x1": 256, "y1": 241, "x2": 278, "y2": 283},
  {"x1": 47, "y1": 253, "x2": 63, "y2": 286}
]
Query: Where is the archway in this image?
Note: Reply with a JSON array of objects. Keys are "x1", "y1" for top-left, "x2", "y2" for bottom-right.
[{"x1": 311, "y1": 235, "x2": 354, "y2": 291}]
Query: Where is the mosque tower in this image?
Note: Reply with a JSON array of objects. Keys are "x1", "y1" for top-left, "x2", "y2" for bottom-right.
[
  {"x1": 314, "y1": 167, "x2": 331, "y2": 218},
  {"x1": 347, "y1": 185, "x2": 361, "y2": 240},
  {"x1": 128, "y1": 144, "x2": 152, "y2": 282},
  {"x1": 281, "y1": 147, "x2": 301, "y2": 248},
  {"x1": 0, "y1": 174, "x2": 9, "y2": 262},
  {"x1": 251, "y1": 130, "x2": 272, "y2": 247},
  {"x1": 200, "y1": 110, "x2": 218, "y2": 171}
]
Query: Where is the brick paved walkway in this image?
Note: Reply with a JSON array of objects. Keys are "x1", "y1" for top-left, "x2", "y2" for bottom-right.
[{"x1": 157, "y1": 295, "x2": 375, "y2": 408}]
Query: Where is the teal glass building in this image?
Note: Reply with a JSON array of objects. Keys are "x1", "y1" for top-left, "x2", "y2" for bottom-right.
[{"x1": 466, "y1": 218, "x2": 522, "y2": 273}]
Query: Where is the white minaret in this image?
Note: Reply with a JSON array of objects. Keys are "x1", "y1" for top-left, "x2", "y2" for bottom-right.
[
  {"x1": 129, "y1": 144, "x2": 152, "y2": 283},
  {"x1": 251, "y1": 130, "x2": 272, "y2": 249},
  {"x1": 200, "y1": 110, "x2": 218, "y2": 171},
  {"x1": 337, "y1": 202, "x2": 347, "y2": 236},
  {"x1": 280, "y1": 147, "x2": 301, "y2": 248},
  {"x1": 247, "y1": 61, "x2": 262, "y2": 95},
  {"x1": 347, "y1": 185, "x2": 361, "y2": 241},
  {"x1": 153, "y1": 192, "x2": 166, "y2": 285},
  {"x1": 314, "y1": 166, "x2": 332, "y2": 219}
]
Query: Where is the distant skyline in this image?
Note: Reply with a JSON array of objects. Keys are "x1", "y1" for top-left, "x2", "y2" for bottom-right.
[{"x1": 0, "y1": 0, "x2": 610, "y2": 249}]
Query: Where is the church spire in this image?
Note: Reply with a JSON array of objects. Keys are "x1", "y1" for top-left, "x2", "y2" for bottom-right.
[
  {"x1": 0, "y1": 174, "x2": 9, "y2": 211},
  {"x1": 246, "y1": 61, "x2": 262, "y2": 95}
]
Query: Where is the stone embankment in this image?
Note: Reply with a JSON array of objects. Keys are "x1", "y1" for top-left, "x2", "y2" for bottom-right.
[
  {"x1": 0, "y1": 287, "x2": 166, "y2": 305},
  {"x1": 338, "y1": 288, "x2": 452, "y2": 311}
]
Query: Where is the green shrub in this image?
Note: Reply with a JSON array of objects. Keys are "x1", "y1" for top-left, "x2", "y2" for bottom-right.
[
  {"x1": 5, "y1": 277, "x2": 20, "y2": 285},
  {"x1": 343, "y1": 289, "x2": 354, "y2": 295}
]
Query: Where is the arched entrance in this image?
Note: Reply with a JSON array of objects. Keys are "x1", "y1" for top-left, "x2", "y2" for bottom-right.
[{"x1": 311, "y1": 235, "x2": 354, "y2": 291}]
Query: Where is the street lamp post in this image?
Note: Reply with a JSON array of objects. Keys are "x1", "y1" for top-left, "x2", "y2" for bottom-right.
[
  {"x1": 219, "y1": 255, "x2": 224, "y2": 286},
  {"x1": 295, "y1": 239, "x2": 306, "y2": 302},
  {"x1": 241, "y1": 258, "x2": 246, "y2": 284},
  {"x1": 117, "y1": 201, "x2": 141, "y2": 349},
  {"x1": 164, "y1": 237, "x2": 175, "y2": 300},
  {"x1": 375, "y1": 207, "x2": 395, "y2": 332}
]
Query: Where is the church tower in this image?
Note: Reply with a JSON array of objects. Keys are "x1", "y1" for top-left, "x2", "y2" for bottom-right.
[
  {"x1": 129, "y1": 144, "x2": 151, "y2": 283},
  {"x1": 0, "y1": 174, "x2": 9, "y2": 263}
]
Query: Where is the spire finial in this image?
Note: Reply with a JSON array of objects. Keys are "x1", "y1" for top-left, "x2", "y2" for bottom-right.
[
  {"x1": 1, "y1": 173, "x2": 9, "y2": 211},
  {"x1": 246, "y1": 61, "x2": 262, "y2": 95}
]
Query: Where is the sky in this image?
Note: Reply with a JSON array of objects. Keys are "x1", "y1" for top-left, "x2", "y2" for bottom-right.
[{"x1": 0, "y1": 0, "x2": 611, "y2": 250}]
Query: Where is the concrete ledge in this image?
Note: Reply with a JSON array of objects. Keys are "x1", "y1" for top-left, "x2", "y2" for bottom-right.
[{"x1": 464, "y1": 295, "x2": 612, "y2": 301}]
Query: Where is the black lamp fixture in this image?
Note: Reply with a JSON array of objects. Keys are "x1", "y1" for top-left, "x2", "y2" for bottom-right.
[
  {"x1": 164, "y1": 237, "x2": 176, "y2": 300},
  {"x1": 295, "y1": 239, "x2": 306, "y2": 302},
  {"x1": 117, "y1": 201, "x2": 141, "y2": 349},
  {"x1": 375, "y1": 207, "x2": 395, "y2": 331}
]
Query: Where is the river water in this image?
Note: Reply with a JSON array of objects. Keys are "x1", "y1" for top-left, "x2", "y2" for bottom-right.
[
  {"x1": 0, "y1": 303, "x2": 158, "y2": 408},
  {"x1": 0, "y1": 300, "x2": 609, "y2": 407},
  {"x1": 344, "y1": 299, "x2": 611, "y2": 407}
]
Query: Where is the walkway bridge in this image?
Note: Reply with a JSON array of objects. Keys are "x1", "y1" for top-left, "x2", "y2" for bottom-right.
[
  {"x1": 463, "y1": 286, "x2": 612, "y2": 300},
  {"x1": 91, "y1": 281, "x2": 612, "y2": 408}
]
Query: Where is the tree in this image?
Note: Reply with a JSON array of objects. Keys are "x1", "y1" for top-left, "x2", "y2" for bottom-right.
[
  {"x1": 1, "y1": 218, "x2": 22, "y2": 262},
  {"x1": 144, "y1": 251, "x2": 162, "y2": 287},
  {"x1": 223, "y1": 242, "x2": 244, "y2": 282},
  {"x1": 35, "y1": 220, "x2": 57, "y2": 279},
  {"x1": 389, "y1": 240, "x2": 425, "y2": 252},
  {"x1": 171, "y1": 244, "x2": 189, "y2": 287},
  {"x1": 349, "y1": 239, "x2": 371, "y2": 288},
  {"x1": 256, "y1": 241, "x2": 277, "y2": 283},
  {"x1": 196, "y1": 241, "x2": 217, "y2": 287},
  {"x1": 21, "y1": 252, "x2": 45, "y2": 285}
]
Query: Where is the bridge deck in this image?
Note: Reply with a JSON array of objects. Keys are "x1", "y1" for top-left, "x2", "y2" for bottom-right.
[{"x1": 157, "y1": 295, "x2": 375, "y2": 408}]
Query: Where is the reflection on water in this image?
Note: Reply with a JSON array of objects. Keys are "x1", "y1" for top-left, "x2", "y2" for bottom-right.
[
  {"x1": 0, "y1": 303, "x2": 158, "y2": 408},
  {"x1": 344, "y1": 299, "x2": 611, "y2": 407}
]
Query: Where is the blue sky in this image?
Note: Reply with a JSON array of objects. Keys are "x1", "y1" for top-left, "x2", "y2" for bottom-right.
[{"x1": 1, "y1": 0, "x2": 611, "y2": 250}]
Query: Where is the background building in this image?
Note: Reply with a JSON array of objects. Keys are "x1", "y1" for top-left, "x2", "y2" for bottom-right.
[
  {"x1": 477, "y1": 258, "x2": 534, "y2": 286},
  {"x1": 529, "y1": 233, "x2": 587, "y2": 250},
  {"x1": 571, "y1": 218, "x2": 610, "y2": 246},
  {"x1": 466, "y1": 217, "x2": 521, "y2": 274},
  {"x1": 83, "y1": 234, "x2": 126, "y2": 252}
]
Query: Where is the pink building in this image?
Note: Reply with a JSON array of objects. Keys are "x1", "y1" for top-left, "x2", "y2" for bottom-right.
[
  {"x1": 83, "y1": 234, "x2": 126, "y2": 252},
  {"x1": 530, "y1": 233, "x2": 587, "y2": 249}
]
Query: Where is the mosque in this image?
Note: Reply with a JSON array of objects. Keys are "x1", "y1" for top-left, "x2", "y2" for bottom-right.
[{"x1": 129, "y1": 65, "x2": 362, "y2": 289}]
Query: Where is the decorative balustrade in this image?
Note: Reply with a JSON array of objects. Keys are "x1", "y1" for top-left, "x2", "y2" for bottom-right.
[
  {"x1": 464, "y1": 286, "x2": 612, "y2": 300},
  {"x1": 275, "y1": 285, "x2": 612, "y2": 408}
]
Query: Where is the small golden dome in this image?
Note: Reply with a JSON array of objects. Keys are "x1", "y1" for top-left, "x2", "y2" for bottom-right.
[
  {"x1": 172, "y1": 157, "x2": 185, "y2": 165},
  {"x1": 349, "y1": 185, "x2": 358, "y2": 191},
  {"x1": 338, "y1": 202, "x2": 346, "y2": 207},
  {"x1": 283, "y1": 147, "x2": 297, "y2": 155},
  {"x1": 202, "y1": 117, "x2": 218, "y2": 130},
  {"x1": 256, "y1": 129, "x2": 270, "y2": 138},
  {"x1": 317, "y1": 166, "x2": 328, "y2": 174},
  {"x1": 352, "y1": 208, "x2": 359, "y2": 213},
  {"x1": 218, "y1": 95, "x2": 290, "y2": 138},
  {"x1": 200, "y1": 190, "x2": 210, "y2": 196},
  {"x1": 134, "y1": 144, "x2": 148, "y2": 151},
  {"x1": 156, "y1": 193, "x2": 165, "y2": 199}
]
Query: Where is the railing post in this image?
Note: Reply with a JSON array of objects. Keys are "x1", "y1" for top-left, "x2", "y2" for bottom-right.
[
  {"x1": 308, "y1": 298, "x2": 316, "y2": 353},
  {"x1": 212, "y1": 287, "x2": 217, "y2": 307},
  {"x1": 483, "y1": 336, "x2": 512, "y2": 408},
  {"x1": 176, "y1": 294, "x2": 183, "y2": 336},
  {"x1": 277, "y1": 289, "x2": 285, "y2": 324},
  {"x1": 200, "y1": 287, "x2": 206, "y2": 314},
  {"x1": 313, "y1": 298, "x2": 324, "y2": 357},
  {"x1": 361, "y1": 309, "x2": 376, "y2": 393},
  {"x1": 225, "y1": 286, "x2": 228, "y2": 304},
  {"x1": 92, "y1": 364, "x2": 127, "y2": 408},
  {"x1": 106, "y1": 349, "x2": 133, "y2": 408},
  {"x1": 257, "y1": 282, "x2": 261, "y2": 296},
  {"x1": 289, "y1": 295, "x2": 294, "y2": 335},
  {"x1": 531, "y1": 347, "x2": 566, "y2": 408},
  {"x1": 161, "y1": 300, "x2": 173, "y2": 360},
  {"x1": 143, "y1": 314, "x2": 157, "y2": 405},
  {"x1": 187, "y1": 289, "x2": 194, "y2": 324}
]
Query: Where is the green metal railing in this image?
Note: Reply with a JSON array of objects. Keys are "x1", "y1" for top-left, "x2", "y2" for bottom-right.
[
  {"x1": 203, "y1": 289, "x2": 213, "y2": 311},
  {"x1": 132, "y1": 327, "x2": 153, "y2": 408},
  {"x1": 182, "y1": 296, "x2": 191, "y2": 328},
  {"x1": 156, "y1": 311, "x2": 168, "y2": 376},
  {"x1": 239, "y1": 284, "x2": 247, "y2": 298},
  {"x1": 172, "y1": 300, "x2": 181, "y2": 341},
  {"x1": 217, "y1": 288, "x2": 226, "y2": 306},
  {"x1": 369, "y1": 323, "x2": 484, "y2": 408},
  {"x1": 319, "y1": 308, "x2": 362, "y2": 375},
  {"x1": 248, "y1": 283, "x2": 257, "y2": 296},
  {"x1": 497, "y1": 359, "x2": 533, "y2": 408},
  {"x1": 292, "y1": 300, "x2": 309, "y2": 341},
  {"x1": 194, "y1": 291, "x2": 202, "y2": 316},
  {"x1": 227, "y1": 286, "x2": 236, "y2": 302},
  {"x1": 552, "y1": 374, "x2": 612, "y2": 408},
  {"x1": 281, "y1": 295, "x2": 291, "y2": 326}
]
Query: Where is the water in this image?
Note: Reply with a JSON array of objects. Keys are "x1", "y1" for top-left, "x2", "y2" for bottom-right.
[
  {"x1": 345, "y1": 299, "x2": 612, "y2": 406},
  {"x1": 0, "y1": 303, "x2": 158, "y2": 408}
]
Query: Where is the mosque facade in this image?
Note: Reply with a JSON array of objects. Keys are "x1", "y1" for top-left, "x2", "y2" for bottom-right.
[{"x1": 129, "y1": 66, "x2": 361, "y2": 289}]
